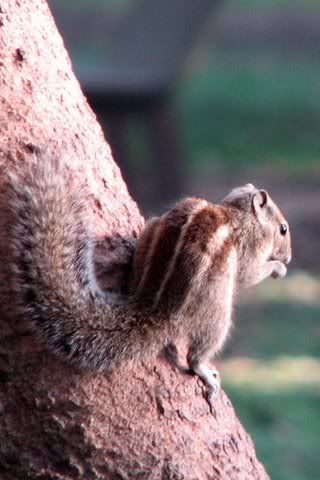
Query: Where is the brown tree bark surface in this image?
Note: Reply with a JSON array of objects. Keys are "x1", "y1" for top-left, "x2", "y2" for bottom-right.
[{"x1": 0, "y1": 1, "x2": 269, "y2": 479}]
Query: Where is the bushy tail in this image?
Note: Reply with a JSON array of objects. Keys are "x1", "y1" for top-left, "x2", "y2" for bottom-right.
[{"x1": 6, "y1": 155, "x2": 157, "y2": 371}]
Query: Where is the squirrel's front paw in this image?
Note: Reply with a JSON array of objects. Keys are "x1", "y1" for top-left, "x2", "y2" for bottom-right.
[{"x1": 270, "y1": 260, "x2": 287, "y2": 279}]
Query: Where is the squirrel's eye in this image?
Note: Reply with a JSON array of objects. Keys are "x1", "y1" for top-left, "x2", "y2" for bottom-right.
[{"x1": 280, "y1": 224, "x2": 287, "y2": 236}]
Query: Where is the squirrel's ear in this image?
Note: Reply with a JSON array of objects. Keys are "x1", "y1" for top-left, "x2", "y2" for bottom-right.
[{"x1": 252, "y1": 190, "x2": 268, "y2": 214}]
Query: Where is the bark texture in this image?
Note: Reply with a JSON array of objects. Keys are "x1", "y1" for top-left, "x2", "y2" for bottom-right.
[{"x1": 0, "y1": 1, "x2": 269, "y2": 479}]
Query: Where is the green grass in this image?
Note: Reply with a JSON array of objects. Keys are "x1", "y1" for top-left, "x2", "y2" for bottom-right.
[
  {"x1": 228, "y1": 0, "x2": 320, "y2": 12},
  {"x1": 224, "y1": 384, "x2": 320, "y2": 480},
  {"x1": 177, "y1": 58, "x2": 320, "y2": 174},
  {"x1": 219, "y1": 275, "x2": 320, "y2": 480},
  {"x1": 225, "y1": 302, "x2": 320, "y2": 359}
]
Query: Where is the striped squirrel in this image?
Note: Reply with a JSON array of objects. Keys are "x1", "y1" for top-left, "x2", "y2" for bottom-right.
[{"x1": 7, "y1": 156, "x2": 291, "y2": 401}]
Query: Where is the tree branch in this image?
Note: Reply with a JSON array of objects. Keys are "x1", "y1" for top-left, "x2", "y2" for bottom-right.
[{"x1": 0, "y1": 1, "x2": 269, "y2": 478}]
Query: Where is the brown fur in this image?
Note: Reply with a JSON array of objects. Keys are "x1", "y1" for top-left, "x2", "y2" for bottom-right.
[{"x1": 6, "y1": 159, "x2": 291, "y2": 394}]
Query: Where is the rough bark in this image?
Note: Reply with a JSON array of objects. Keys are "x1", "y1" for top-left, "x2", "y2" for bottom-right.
[{"x1": 0, "y1": 1, "x2": 269, "y2": 479}]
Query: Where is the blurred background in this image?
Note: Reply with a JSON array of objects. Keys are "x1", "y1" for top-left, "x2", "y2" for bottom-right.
[{"x1": 49, "y1": 1, "x2": 319, "y2": 479}]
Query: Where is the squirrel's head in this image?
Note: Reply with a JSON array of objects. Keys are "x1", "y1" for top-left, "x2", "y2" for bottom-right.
[{"x1": 222, "y1": 183, "x2": 291, "y2": 267}]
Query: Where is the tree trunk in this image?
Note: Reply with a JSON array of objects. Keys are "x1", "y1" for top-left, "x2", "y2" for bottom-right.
[{"x1": 0, "y1": 1, "x2": 269, "y2": 479}]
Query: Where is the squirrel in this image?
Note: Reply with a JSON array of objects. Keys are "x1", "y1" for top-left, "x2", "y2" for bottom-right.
[{"x1": 6, "y1": 155, "x2": 291, "y2": 401}]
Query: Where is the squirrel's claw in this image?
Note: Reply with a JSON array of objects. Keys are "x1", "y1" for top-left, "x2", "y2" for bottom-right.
[
  {"x1": 163, "y1": 345, "x2": 221, "y2": 402},
  {"x1": 206, "y1": 369, "x2": 220, "y2": 403},
  {"x1": 189, "y1": 363, "x2": 221, "y2": 403}
]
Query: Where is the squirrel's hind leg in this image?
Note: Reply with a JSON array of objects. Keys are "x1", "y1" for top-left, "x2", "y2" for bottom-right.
[
  {"x1": 163, "y1": 339, "x2": 220, "y2": 403},
  {"x1": 186, "y1": 331, "x2": 224, "y2": 404},
  {"x1": 190, "y1": 362, "x2": 220, "y2": 403}
]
